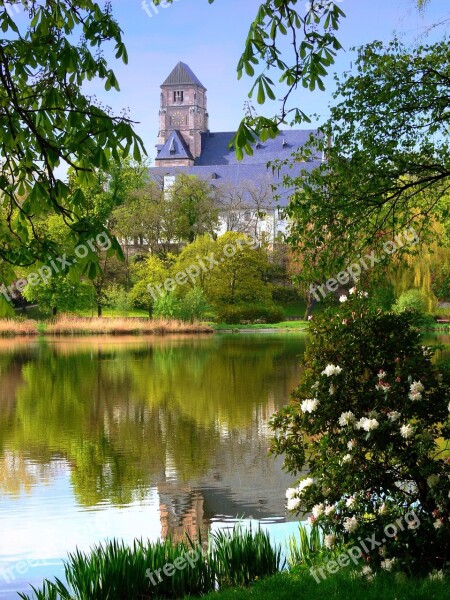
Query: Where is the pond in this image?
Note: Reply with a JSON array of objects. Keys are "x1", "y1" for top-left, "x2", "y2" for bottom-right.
[{"x1": 0, "y1": 334, "x2": 308, "y2": 598}]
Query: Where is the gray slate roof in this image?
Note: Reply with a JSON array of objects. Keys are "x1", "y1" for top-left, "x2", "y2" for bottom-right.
[
  {"x1": 156, "y1": 130, "x2": 194, "y2": 162},
  {"x1": 162, "y1": 62, "x2": 206, "y2": 89},
  {"x1": 196, "y1": 129, "x2": 319, "y2": 166},
  {"x1": 150, "y1": 129, "x2": 322, "y2": 208}
]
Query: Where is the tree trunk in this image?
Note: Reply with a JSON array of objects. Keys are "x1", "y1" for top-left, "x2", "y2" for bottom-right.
[
  {"x1": 52, "y1": 306, "x2": 57, "y2": 317},
  {"x1": 97, "y1": 304, "x2": 102, "y2": 318}
]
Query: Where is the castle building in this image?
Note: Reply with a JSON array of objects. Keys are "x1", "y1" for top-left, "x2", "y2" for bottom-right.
[{"x1": 150, "y1": 62, "x2": 322, "y2": 242}]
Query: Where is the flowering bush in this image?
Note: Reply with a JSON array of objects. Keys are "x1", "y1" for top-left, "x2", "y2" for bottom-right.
[{"x1": 270, "y1": 290, "x2": 450, "y2": 575}]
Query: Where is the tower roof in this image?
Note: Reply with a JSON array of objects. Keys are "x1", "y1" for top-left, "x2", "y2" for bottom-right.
[
  {"x1": 156, "y1": 130, "x2": 194, "y2": 162},
  {"x1": 162, "y1": 62, "x2": 206, "y2": 89}
]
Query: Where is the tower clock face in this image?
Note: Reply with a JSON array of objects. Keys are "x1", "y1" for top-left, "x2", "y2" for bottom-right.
[{"x1": 171, "y1": 111, "x2": 185, "y2": 127}]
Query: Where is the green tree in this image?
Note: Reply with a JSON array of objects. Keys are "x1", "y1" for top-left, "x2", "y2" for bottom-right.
[
  {"x1": 129, "y1": 254, "x2": 168, "y2": 317},
  {"x1": 0, "y1": 1, "x2": 144, "y2": 276},
  {"x1": 168, "y1": 174, "x2": 220, "y2": 244},
  {"x1": 205, "y1": 232, "x2": 272, "y2": 307},
  {"x1": 282, "y1": 38, "x2": 450, "y2": 282},
  {"x1": 23, "y1": 274, "x2": 94, "y2": 316}
]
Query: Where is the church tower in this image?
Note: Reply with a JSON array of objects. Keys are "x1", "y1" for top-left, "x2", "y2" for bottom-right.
[{"x1": 156, "y1": 62, "x2": 209, "y2": 167}]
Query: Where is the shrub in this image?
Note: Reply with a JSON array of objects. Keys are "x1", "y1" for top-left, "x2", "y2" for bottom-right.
[
  {"x1": 179, "y1": 287, "x2": 209, "y2": 323},
  {"x1": 104, "y1": 284, "x2": 133, "y2": 314},
  {"x1": 153, "y1": 293, "x2": 183, "y2": 320},
  {"x1": 393, "y1": 289, "x2": 430, "y2": 314},
  {"x1": 272, "y1": 284, "x2": 301, "y2": 304},
  {"x1": 217, "y1": 304, "x2": 284, "y2": 324},
  {"x1": 270, "y1": 290, "x2": 450, "y2": 577}
]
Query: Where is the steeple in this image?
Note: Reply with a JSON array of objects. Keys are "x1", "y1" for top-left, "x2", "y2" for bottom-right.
[{"x1": 156, "y1": 62, "x2": 209, "y2": 166}]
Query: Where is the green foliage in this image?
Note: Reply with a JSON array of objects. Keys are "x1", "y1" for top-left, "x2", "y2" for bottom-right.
[
  {"x1": 153, "y1": 292, "x2": 183, "y2": 320},
  {"x1": 272, "y1": 284, "x2": 301, "y2": 304},
  {"x1": 287, "y1": 524, "x2": 323, "y2": 569},
  {"x1": 217, "y1": 304, "x2": 284, "y2": 325},
  {"x1": 270, "y1": 292, "x2": 450, "y2": 576},
  {"x1": 19, "y1": 528, "x2": 283, "y2": 600},
  {"x1": 129, "y1": 255, "x2": 168, "y2": 315},
  {"x1": 0, "y1": 1, "x2": 145, "y2": 267},
  {"x1": 284, "y1": 39, "x2": 450, "y2": 281},
  {"x1": 393, "y1": 289, "x2": 430, "y2": 315},
  {"x1": 103, "y1": 284, "x2": 133, "y2": 314},
  {"x1": 212, "y1": 526, "x2": 284, "y2": 588},
  {"x1": 23, "y1": 275, "x2": 94, "y2": 316},
  {"x1": 432, "y1": 263, "x2": 450, "y2": 302},
  {"x1": 179, "y1": 287, "x2": 209, "y2": 323}
]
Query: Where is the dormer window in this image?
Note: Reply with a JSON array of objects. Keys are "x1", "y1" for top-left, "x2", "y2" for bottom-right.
[{"x1": 174, "y1": 91, "x2": 184, "y2": 103}]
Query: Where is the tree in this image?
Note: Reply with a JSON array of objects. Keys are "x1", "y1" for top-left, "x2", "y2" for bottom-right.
[
  {"x1": 281, "y1": 38, "x2": 450, "y2": 282},
  {"x1": 205, "y1": 232, "x2": 272, "y2": 307},
  {"x1": 168, "y1": 174, "x2": 220, "y2": 244},
  {"x1": 23, "y1": 273, "x2": 94, "y2": 316},
  {"x1": 0, "y1": 1, "x2": 144, "y2": 273},
  {"x1": 270, "y1": 292, "x2": 450, "y2": 576},
  {"x1": 129, "y1": 254, "x2": 168, "y2": 317}
]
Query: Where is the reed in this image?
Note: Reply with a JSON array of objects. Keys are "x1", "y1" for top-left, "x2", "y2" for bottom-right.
[
  {"x1": 0, "y1": 316, "x2": 213, "y2": 337},
  {"x1": 18, "y1": 528, "x2": 283, "y2": 600}
]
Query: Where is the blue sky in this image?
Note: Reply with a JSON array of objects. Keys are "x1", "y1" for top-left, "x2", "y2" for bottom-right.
[{"x1": 86, "y1": 0, "x2": 448, "y2": 161}]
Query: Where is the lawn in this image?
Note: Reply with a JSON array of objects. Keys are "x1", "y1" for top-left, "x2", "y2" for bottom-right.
[
  {"x1": 212, "y1": 321, "x2": 309, "y2": 331},
  {"x1": 193, "y1": 568, "x2": 447, "y2": 600}
]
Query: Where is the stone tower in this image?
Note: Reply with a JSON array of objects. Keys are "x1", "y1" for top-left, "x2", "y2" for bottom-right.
[{"x1": 156, "y1": 62, "x2": 209, "y2": 167}]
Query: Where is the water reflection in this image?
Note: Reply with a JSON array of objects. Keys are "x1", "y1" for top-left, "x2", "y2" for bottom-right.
[{"x1": 0, "y1": 334, "x2": 307, "y2": 596}]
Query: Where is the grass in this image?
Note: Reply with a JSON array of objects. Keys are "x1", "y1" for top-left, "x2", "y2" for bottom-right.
[
  {"x1": 18, "y1": 528, "x2": 283, "y2": 600},
  {"x1": 212, "y1": 321, "x2": 308, "y2": 331},
  {"x1": 193, "y1": 567, "x2": 448, "y2": 600},
  {"x1": 0, "y1": 316, "x2": 213, "y2": 337}
]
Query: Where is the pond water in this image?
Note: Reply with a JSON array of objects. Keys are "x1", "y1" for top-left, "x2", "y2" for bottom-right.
[{"x1": 0, "y1": 334, "x2": 308, "y2": 598}]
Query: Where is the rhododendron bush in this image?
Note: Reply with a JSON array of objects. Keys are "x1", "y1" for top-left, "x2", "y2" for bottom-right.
[{"x1": 270, "y1": 292, "x2": 450, "y2": 574}]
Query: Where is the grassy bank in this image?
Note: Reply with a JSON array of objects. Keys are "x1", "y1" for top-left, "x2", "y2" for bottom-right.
[
  {"x1": 212, "y1": 321, "x2": 309, "y2": 332},
  {"x1": 0, "y1": 317, "x2": 213, "y2": 337},
  {"x1": 195, "y1": 567, "x2": 448, "y2": 600}
]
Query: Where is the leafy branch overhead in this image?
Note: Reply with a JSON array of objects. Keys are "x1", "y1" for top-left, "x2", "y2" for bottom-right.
[
  {"x1": 279, "y1": 38, "x2": 450, "y2": 281},
  {"x1": 156, "y1": 0, "x2": 345, "y2": 157},
  {"x1": 0, "y1": 1, "x2": 145, "y2": 267}
]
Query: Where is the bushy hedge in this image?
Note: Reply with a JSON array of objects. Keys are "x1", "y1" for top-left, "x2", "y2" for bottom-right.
[
  {"x1": 270, "y1": 289, "x2": 450, "y2": 577},
  {"x1": 217, "y1": 304, "x2": 285, "y2": 324}
]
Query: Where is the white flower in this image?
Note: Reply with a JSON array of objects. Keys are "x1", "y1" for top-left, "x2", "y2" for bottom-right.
[
  {"x1": 311, "y1": 381, "x2": 320, "y2": 390},
  {"x1": 347, "y1": 440, "x2": 356, "y2": 450},
  {"x1": 433, "y1": 519, "x2": 443, "y2": 529},
  {"x1": 400, "y1": 424, "x2": 414, "y2": 439},
  {"x1": 378, "y1": 370, "x2": 387, "y2": 379},
  {"x1": 287, "y1": 497, "x2": 301, "y2": 511},
  {"x1": 410, "y1": 380, "x2": 424, "y2": 394},
  {"x1": 286, "y1": 487, "x2": 297, "y2": 500},
  {"x1": 329, "y1": 384, "x2": 336, "y2": 396},
  {"x1": 408, "y1": 391, "x2": 422, "y2": 401},
  {"x1": 346, "y1": 496, "x2": 356, "y2": 508},
  {"x1": 321, "y1": 364, "x2": 343, "y2": 377},
  {"x1": 308, "y1": 315, "x2": 313, "y2": 321},
  {"x1": 338, "y1": 411, "x2": 356, "y2": 427},
  {"x1": 324, "y1": 504, "x2": 335, "y2": 516},
  {"x1": 361, "y1": 565, "x2": 372, "y2": 577},
  {"x1": 429, "y1": 570, "x2": 444, "y2": 581},
  {"x1": 339, "y1": 295, "x2": 348, "y2": 303},
  {"x1": 358, "y1": 291, "x2": 369, "y2": 298},
  {"x1": 301, "y1": 398, "x2": 320, "y2": 413},
  {"x1": 298, "y1": 477, "x2": 314, "y2": 494},
  {"x1": 312, "y1": 503, "x2": 325, "y2": 518},
  {"x1": 381, "y1": 558, "x2": 396, "y2": 572},
  {"x1": 349, "y1": 287, "x2": 357, "y2": 295},
  {"x1": 447, "y1": 401, "x2": 450, "y2": 413},
  {"x1": 388, "y1": 411, "x2": 401, "y2": 422},
  {"x1": 356, "y1": 417, "x2": 379, "y2": 432},
  {"x1": 324, "y1": 534, "x2": 337, "y2": 549},
  {"x1": 343, "y1": 516, "x2": 358, "y2": 533},
  {"x1": 376, "y1": 382, "x2": 391, "y2": 392},
  {"x1": 342, "y1": 454, "x2": 352, "y2": 463}
]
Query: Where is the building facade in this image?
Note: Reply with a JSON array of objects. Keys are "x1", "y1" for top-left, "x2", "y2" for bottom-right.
[{"x1": 151, "y1": 62, "x2": 323, "y2": 243}]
